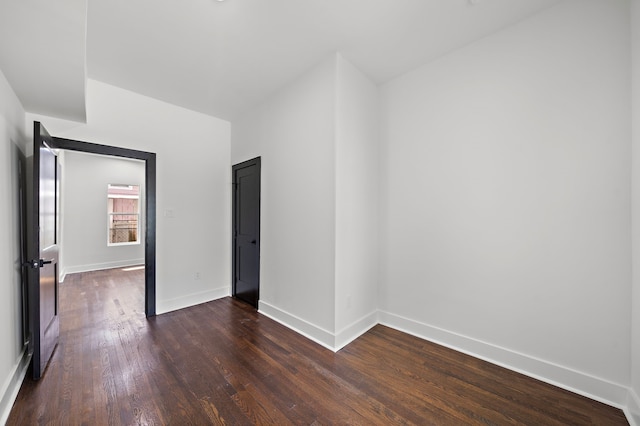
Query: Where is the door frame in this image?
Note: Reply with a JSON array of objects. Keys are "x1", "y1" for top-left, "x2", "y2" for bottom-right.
[
  {"x1": 232, "y1": 157, "x2": 261, "y2": 307},
  {"x1": 48, "y1": 135, "x2": 157, "y2": 317}
]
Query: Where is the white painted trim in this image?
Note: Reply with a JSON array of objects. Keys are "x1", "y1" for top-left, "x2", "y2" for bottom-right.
[
  {"x1": 106, "y1": 240, "x2": 141, "y2": 247},
  {"x1": 254, "y1": 305, "x2": 635, "y2": 418},
  {"x1": 0, "y1": 348, "x2": 30, "y2": 425},
  {"x1": 156, "y1": 285, "x2": 230, "y2": 315},
  {"x1": 258, "y1": 300, "x2": 336, "y2": 351},
  {"x1": 626, "y1": 388, "x2": 640, "y2": 426},
  {"x1": 334, "y1": 311, "x2": 378, "y2": 351},
  {"x1": 378, "y1": 310, "x2": 629, "y2": 410},
  {"x1": 63, "y1": 259, "x2": 145, "y2": 276}
]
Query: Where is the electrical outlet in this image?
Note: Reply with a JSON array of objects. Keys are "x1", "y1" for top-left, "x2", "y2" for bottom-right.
[{"x1": 194, "y1": 272, "x2": 201, "y2": 280}]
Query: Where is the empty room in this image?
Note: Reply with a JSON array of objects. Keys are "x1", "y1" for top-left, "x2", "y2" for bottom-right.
[{"x1": 1, "y1": 0, "x2": 640, "y2": 424}]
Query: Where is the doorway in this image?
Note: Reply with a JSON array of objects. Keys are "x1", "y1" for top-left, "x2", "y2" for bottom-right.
[
  {"x1": 48, "y1": 134, "x2": 157, "y2": 316},
  {"x1": 26, "y1": 122, "x2": 156, "y2": 379},
  {"x1": 232, "y1": 157, "x2": 261, "y2": 308}
]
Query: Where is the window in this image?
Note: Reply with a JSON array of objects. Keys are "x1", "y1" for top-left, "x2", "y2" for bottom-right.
[{"x1": 108, "y1": 184, "x2": 140, "y2": 245}]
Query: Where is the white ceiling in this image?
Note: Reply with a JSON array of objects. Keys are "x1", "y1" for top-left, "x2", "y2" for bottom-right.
[
  {"x1": 0, "y1": 0, "x2": 562, "y2": 123},
  {"x1": 0, "y1": 0, "x2": 87, "y2": 122}
]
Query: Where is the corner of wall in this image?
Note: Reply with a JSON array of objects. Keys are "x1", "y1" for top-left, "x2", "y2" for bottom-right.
[
  {"x1": 258, "y1": 300, "x2": 377, "y2": 352},
  {"x1": 259, "y1": 300, "x2": 337, "y2": 351},
  {"x1": 334, "y1": 311, "x2": 378, "y2": 351},
  {"x1": 333, "y1": 52, "x2": 380, "y2": 335},
  {"x1": 627, "y1": 387, "x2": 640, "y2": 426}
]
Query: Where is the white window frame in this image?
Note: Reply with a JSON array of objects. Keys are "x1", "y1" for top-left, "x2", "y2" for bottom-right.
[{"x1": 107, "y1": 187, "x2": 141, "y2": 247}]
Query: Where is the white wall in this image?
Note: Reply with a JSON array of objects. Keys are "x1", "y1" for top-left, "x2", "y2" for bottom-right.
[
  {"x1": 1, "y1": 1, "x2": 636, "y2": 423},
  {"x1": 28, "y1": 79, "x2": 231, "y2": 314},
  {"x1": 380, "y1": 0, "x2": 631, "y2": 406},
  {"x1": 232, "y1": 55, "x2": 338, "y2": 343},
  {"x1": 0, "y1": 68, "x2": 29, "y2": 424},
  {"x1": 60, "y1": 150, "x2": 145, "y2": 277},
  {"x1": 334, "y1": 54, "x2": 379, "y2": 346},
  {"x1": 631, "y1": 0, "x2": 640, "y2": 422},
  {"x1": 232, "y1": 53, "x2": 381, "y2": 349}
]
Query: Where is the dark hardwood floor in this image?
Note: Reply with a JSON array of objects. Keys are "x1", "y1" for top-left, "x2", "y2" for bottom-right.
[{"x1": 8, "y1": 268, "x2": 628, "y2": 425}]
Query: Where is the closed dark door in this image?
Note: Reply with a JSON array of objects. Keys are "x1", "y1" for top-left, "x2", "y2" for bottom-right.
[
  {"x1": 232, "y1": 157, "x2": 261, "y2": 308},
  {"x1": 27, "y1": 122, "x2": 60, "y2": 379}
]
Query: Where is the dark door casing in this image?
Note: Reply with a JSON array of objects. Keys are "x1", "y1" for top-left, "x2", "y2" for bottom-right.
[
  {"x1": 49, "y1": 135, "x2": 156, "y2": 318},
  {"x1": 26, "y1": 121, "x2": 158, "y2": 379},
  {"x1": 232, "y1": 157, "x2": 261, "y2": 308}
]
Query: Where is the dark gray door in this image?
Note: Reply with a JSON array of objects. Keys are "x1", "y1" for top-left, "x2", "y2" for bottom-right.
[
  {"x1": 27, "y1": 122, "x2": 60, "y2": 379},
  {"x1": 232, "y1": 157, "x2": 261, "y2": 308}
]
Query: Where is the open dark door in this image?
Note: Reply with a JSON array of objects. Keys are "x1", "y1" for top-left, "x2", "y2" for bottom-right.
[
  {"x1": 232, "y1": 157, "x2": 261, "y2": 308},
  {"x1": 26, "y1": 122, "x2": 60, "y2": 379}
]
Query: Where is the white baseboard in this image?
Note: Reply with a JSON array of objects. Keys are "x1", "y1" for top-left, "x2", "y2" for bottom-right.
[
  {"x1": 258, "y1": 301, "x2": 378, "y2": 352},
  {"x1": 258, "y1": 300, "x2": 336, "y2": 351},
  {"x1": 252, "y1": 305, "x2": 636, "y2": 420},
  {"x1": 378, "y1": 310, "x2": 629, "y2": 410},
  {"x1": 63, "y1": 259, "x2": 145, "y2": 277},
  {"x1": 156, "y1": 285, "x2": 230, "y2": 315},
  {"x1": 626, "y1": 388, "x2": 640, "y2": 426},
  {"x1": 335, "y1": 311, "x2": 379, "y2": 351},
  {"x1": 0, "y1": 348, "x2": 30, "y2": 425}
]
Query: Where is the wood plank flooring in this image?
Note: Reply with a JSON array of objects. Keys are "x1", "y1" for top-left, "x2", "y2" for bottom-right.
[{"x1": 8, "y1": 268, "x2": 628, "y2": 425}]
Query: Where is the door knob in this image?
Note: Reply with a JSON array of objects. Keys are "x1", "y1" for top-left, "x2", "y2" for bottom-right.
[{"x1": 23, "y1": 259, "x2": 53, "y2": 269}]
